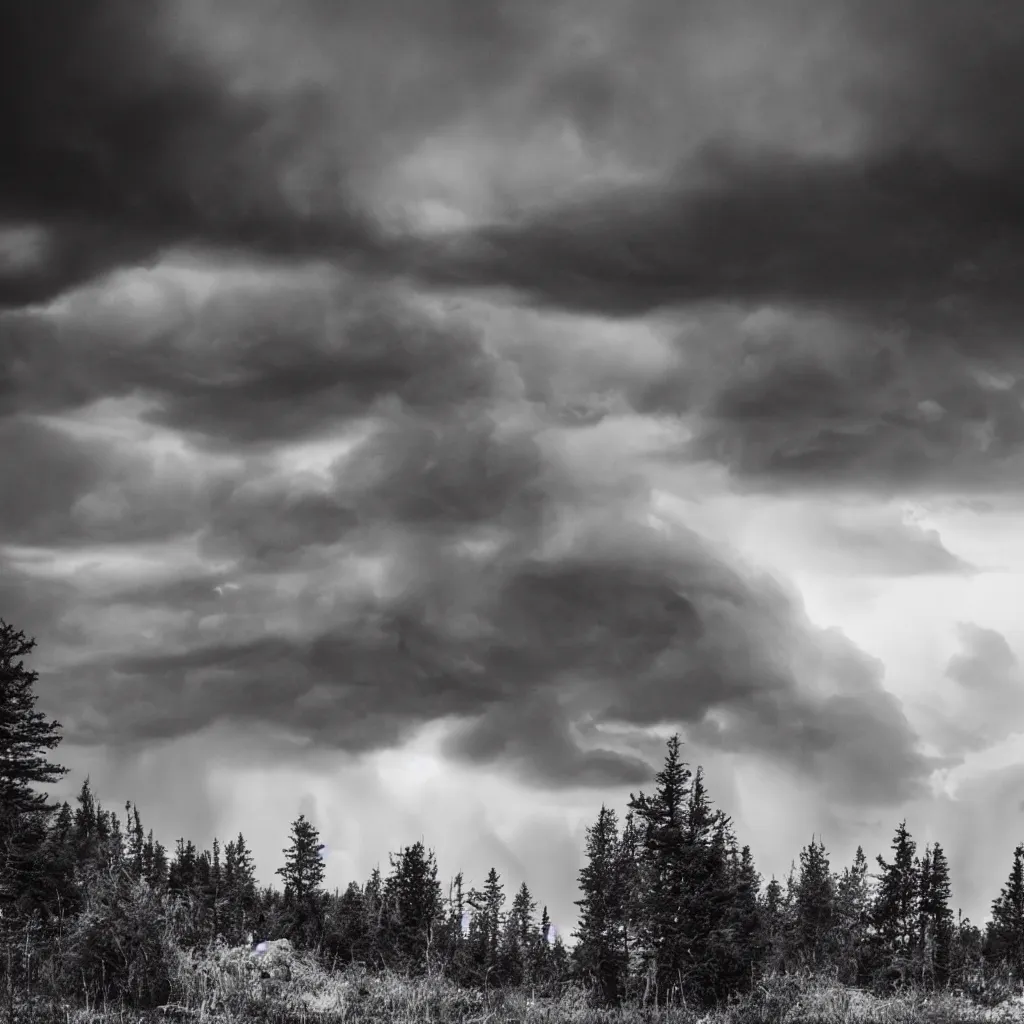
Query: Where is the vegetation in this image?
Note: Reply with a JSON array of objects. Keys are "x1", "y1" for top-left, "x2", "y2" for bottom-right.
[{"x1": 3, "y1": 616, "x2": 1024, "y2": 1022}]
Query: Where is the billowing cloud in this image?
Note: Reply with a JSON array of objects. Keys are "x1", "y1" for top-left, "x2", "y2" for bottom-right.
[
  {"x1": 918, "y1": 624, "x2": 1024, "y2": 757},
  {"x1": 0, "y1": 0, "x2": 399, "y2": 307}
]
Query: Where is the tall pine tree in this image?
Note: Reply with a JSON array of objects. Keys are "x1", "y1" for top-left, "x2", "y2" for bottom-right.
[
  {"x1": 873, "y1": 821, "x2": 920, "y2": 987},
  {"x1": 793, "y1": 836, "x2": 835, "y2": 971},
  {"x1": 987, "y1": 843, "x2": 1024, "y2": 981},
  {"x1": 276, "y1": 814, "x2": 327, "y2": 949},
  {"x1": 0, "y1": 621, "x2": 69, "y2": 918},
  {"x1": 574, "y1": 804, "x2": 627, "y2": 1005}
]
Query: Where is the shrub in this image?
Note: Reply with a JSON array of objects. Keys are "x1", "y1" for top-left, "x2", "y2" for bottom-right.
[{"x1": 56, "y1": 867, "x2": 173, "y2": 1008}]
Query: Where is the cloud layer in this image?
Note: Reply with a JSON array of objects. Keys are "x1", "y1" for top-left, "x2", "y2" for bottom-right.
[{"x1": 6, "y1": 0, "x2": 1017, "y2": 848}]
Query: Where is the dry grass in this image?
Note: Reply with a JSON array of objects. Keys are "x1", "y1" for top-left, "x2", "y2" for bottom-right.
[{"x1": 8, "y1": 948, "x2": 1024, "y2": 1024}]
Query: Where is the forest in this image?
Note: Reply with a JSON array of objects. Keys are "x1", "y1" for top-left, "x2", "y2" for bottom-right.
[{"x1": 4, "y1": 615, "x2": 1024, "y2": 1023}]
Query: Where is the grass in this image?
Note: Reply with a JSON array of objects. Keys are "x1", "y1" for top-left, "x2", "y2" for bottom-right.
[{"x1": 7, "y1": 942, "x2": 1024, "y2": 1024}]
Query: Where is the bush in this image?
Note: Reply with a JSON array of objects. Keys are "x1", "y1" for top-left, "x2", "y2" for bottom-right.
[{"x1": 56, "y1": 867, "x2": 173, "y2": 1008}]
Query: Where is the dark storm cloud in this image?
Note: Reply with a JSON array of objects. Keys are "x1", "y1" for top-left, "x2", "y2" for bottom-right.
[
  {"x1": 412, "y1": 146, "x2": 1024, "y2": 319},
  {"x1": 0, "y1": 0, "x2": 563, "y2": 307},
  {"x1": 2, "y1": 275, "x2": 496, "y2": 444},
  {"x1": 49, "y1": 510, "x2": 933, "y2": 802},
  {"x1": 0, "y1": 0, "x2": 392, "y2": 308},
  {"x1": 405, "y1": 0, "x2": 1024, "y2": 320},
  {"x1": 0, "y1": 413, "x2": 228, "y2": 548},
  {"x1": 374, "y1": 0, "x2": 1024, "y2": 493},
  {"x1": 685, "y1": 323, "x2": 1024, "y2": 494}
]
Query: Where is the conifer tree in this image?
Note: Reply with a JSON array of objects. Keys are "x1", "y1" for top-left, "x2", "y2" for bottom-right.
[
  {"x1": 760, "y1": 875, "x2": 788, "y2": 973},
  {"x1": 223, "y1": 832, "x2": 257, "y2": 944},
  {"x1": 205, "y1": 836, "x2": 224, "y2": 943},
  {"x1": 384, "y1": 841, "x2": 444, "y2": 972},
  {"x1": 328, "y1": 880, "x2": 368, "y2": 963},
  {"x1": 363, "y1": 865, "x2": 385, "y2": 964},
  {"x1": 168, "y1": 838, "x2": 199, "y2": 897},
  {"x1": 276, "y1": 814, "x2": 327, "y2": 948},
  {"x1": 725, "y1": 844, "x2": 762, "y2": 988},
  {"x1": 918, "y1": 842, "x2": 954, "y2": 987},
  {"x1": 40, "y1": 800, "x2": 80, "y2": 920},
  {"x1": 616, "y1": 809, "x2": 645, "y2": 998},
  {"x1": 124, "y1": 801, "x2": 145, "y2": 879},
  {"x1": 530, "y1": 903, "x2": 554, "y2": 988},
  {"x1": 107, "y1": 808, "x2": 124, "y2": 871},
  {"x1": 500, "y1": 881, "x2": 537, "y2": 987},
  {"x1": 835, "y1": 846, "x2": 872, "y2": 984},
  {"x1": 627, "y1": 734, "x2": 692, "y2": 1005},
  {"x1": 873, "y1": 821, "x2": 920, "y2": 986},
  {"x1": 467, "y1": 868, "x2": 504, "y2": 982},
  {"x1": 574, "y1": 804, "x2": 627, "y2": 1005},
  {"x1": 681, "y1": 780, "x2": 739, "y2": 1005},
  {"x1": 0, "y1": 622, "x2": 69, "y2": 919},
  {"x1": 794, "y1": 836, "x2": 834, "y2": 970},
  {"x1": 142, "y1": 828, "x2": 169, "y2": 890},
  {"x1": 0, "y1": 622, "x2": 68, "y2": 821},
  {"x1": 987, "y1": 843, "x2": 1024, "y2": 980},
  {"x1": 443, "y1": 872, "x2": 475, "y2": 981}
]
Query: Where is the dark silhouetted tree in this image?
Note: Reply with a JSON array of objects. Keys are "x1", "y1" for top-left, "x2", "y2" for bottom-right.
[
  {"x1": 384, "y1": 840, "x2": 444, "y2": 973},
  {"x1": 627, "y1": 733, "x2": 691, "y2": 1006},
  {"x1": 873, "y1": 821, "x2": 920, "y2": 988},
  {"x1": 835, "y1": 845, "x2": 872, "y2": 985},
  {"x1": 918, "y1": 841, "x2": 954, "y2": 987},
  {"x1": 987, "y1": 843, "x2": 1024, "y2": 981},
  {"x1": 793, "y1": 836, "x2": 834, "y2": 971},
  {"x1": 276, "y1": 814, "x2": 327, "y2": 948},
  {"x1": 0, "y1": 621, "x2": 69, "y2": 918},
  {"x1": 223, "y1": 832, "x2": 257, "y2": 944},
  {"x1": 574, "y1": 804, "x2": 627, "y2": 1005},
  {"x1": 500, "y1": 881, "x2": 537, "y2": 987}
]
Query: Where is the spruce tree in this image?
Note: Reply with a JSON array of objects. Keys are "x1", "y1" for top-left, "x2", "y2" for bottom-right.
[
  {"x1": 328, "y1": 880, "x2": 368, "y2": 964},
  {"x1": 500, "y1": 881, "x2": 537, "y2": 987},
  {"x1": 916, "y1": 842, "x2": 953, "y2": 987},
  {"x1": 40, "y1": 800, "x2": 80, "y2": 921},
  {"x1": 384, "y1": 841, "x2": 444, "y2": 972},
  {"x1": 681, "y1": 780, "x2": 739, "y2": 1005},
  {"x1": 0, "y1": 622, "x2": 68, "y2": 819},
  {"x1": 760, "y1": 875, "x2": 787, "y2": 973},
  {"x1": 223, "y1": 832, "x2": 258, "y2": 944},
  {"x1": 873, "y1": 821, "x2": 920, "y2": 987},
  {"x1": 726, "y1": 844, "x2": 762, "y2": 988},
  {"x1": 574, "y1": 804, "x2": 627, "y2": 1005},
  {"x1": 627, "y1": 734, "x2": 692, "y2": 1006},
  {"x1": 276, "y1": 814, "x2": 327, "y2": 949},
  {"x1": 467, "y1": 868, "x2": 505, "y2": 982},
  {"x1": 794, "y1": 836, "x2": 834, "y2": 970},
  {"x1": 616, "y1": 809, "x2": 645, "y2": 998},
  {"x1": 168, "y1": 838, "x2": 199, "y2": 897},
  {"x1": 124, "y1": 801, "x2": 145, "y2": 880},
  {"x1": 987, "y1": 843, "x2": 1024, "y2": 980},
  {"x1": 142, "y1": 828, "x2": 169, "y2": 891},
  {"x1": 835, "y1": 846, "x2": 872, "y2": 985},
  {"x1": 530, "y1": 904, "x2": 554, "y2": 989},
  {"x1": 0, "y1": 622, "x2": 69, "y2": 918},
  {"x1": 445, "y1": 872, "x2": 475, "y2": 983}
]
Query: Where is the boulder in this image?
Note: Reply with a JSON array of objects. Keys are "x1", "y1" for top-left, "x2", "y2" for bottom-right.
[{"x1": 251, "y1": 938, "x2": 294, "y2": 982}]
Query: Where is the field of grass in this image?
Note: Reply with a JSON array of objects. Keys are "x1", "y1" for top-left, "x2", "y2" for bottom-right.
[{"x1": 8, "y1": 939, "x2": 1024, "y2": 1024}]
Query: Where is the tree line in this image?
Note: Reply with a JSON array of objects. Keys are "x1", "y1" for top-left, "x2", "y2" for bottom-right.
[{"x1": 3, "y1": 618, "x2": 1024, "y2": 1009}]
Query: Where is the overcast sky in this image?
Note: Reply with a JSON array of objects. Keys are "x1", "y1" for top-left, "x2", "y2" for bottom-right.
[{"x1": 4, "y1": 0, "x2": 1024, "y2": 936}]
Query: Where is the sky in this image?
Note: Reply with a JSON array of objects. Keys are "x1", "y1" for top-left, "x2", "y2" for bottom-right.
[{"x1": 4, "y1": 0, "x2": 1024, "y2": 937}]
